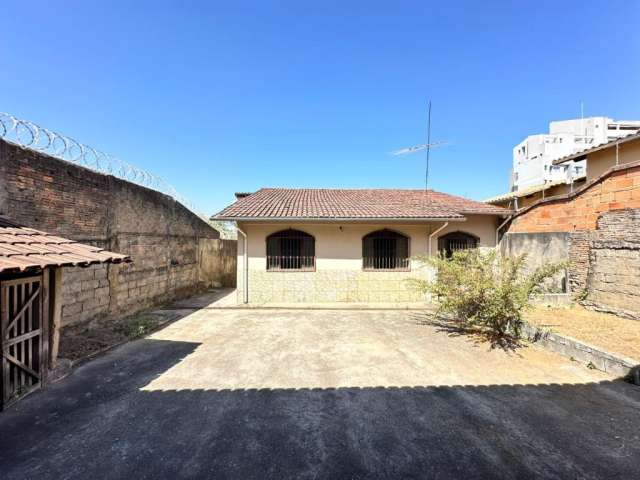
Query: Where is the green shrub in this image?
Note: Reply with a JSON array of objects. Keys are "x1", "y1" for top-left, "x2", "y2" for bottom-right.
[{"x1": 409, "y1": 249, "x2": 565, "y2": 338}]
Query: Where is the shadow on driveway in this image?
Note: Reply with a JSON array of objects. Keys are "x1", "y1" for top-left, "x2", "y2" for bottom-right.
[
  {"x1": 409, "y1": 311, "x2": 526, "y2": 352},
  {"x1": 1, "y1": 336, "x2": 639, "y2": 479}
]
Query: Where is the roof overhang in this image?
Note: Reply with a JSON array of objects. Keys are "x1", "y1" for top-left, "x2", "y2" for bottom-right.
[
  {"x1": 213, "y1": 216, "x2": 467, "y2": 223},
  {"x1": 552, "y1": 132, "x2": 640, "y2": 165},
  {"x1": 484, "y1": 177, "x2": 585, "y2": 204}
]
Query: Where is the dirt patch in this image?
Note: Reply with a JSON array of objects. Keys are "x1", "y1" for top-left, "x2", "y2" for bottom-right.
[
  {"x1": 59, "y1": 312, "x2": 179, "y2": 361},
  {"x1": 525, "y1": 305, "x2": 640, "y2": 361}
]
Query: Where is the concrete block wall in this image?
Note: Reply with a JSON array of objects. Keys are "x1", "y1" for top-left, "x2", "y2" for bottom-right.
[
  {"x1": 500, "y1": 232, "x2": 569, "y2": 267},
  {"x1": 199, "y1": 238, "x2": 237, "y2": 288},
  {"x1": 0, "y1": 139, "x2": 236, "y2": 327},
  {"x1": 583, "y1": 209, "x2": 640, "y2": 319},
  {"x1": 61, "y1": 264, "x2": 112, "y2": 325},
  {"x1": 499, "y1": 231, "x2": 569, "y2": 292}
]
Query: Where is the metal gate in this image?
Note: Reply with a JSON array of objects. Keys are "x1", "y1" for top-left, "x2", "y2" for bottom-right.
[{"x1": 1, "y1": 274, "x2": 49, "y2": 409}]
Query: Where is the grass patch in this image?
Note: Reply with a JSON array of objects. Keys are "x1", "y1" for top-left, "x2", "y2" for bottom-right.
[{"x1": 114, "y1": 314, "x2": 158, "y2": 338}]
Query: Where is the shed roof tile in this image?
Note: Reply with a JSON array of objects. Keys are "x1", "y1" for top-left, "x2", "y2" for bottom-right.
[{"x1": 0, "y1": 217, "x2": 131, "y2": 274}]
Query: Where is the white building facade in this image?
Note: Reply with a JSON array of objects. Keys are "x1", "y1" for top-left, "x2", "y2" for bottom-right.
[{"x1": 511, "y1": 117, "x2": 640, "y2": 191}]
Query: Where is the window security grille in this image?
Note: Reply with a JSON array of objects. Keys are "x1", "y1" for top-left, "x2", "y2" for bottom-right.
[
  {"x1": 266, "y1": 230, "x2": 315, "y2": 271},
  {"x1": 363, "y1": 230, "x2": 409, "y2": 271}
]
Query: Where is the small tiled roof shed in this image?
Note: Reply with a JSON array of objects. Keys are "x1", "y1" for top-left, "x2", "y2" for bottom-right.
[
  {"x1": 0, "y1": 217, "x2": 129, "y2": 273},
  {"x1": 0, "y1": 217, "x2": 130, "y2": 409}
]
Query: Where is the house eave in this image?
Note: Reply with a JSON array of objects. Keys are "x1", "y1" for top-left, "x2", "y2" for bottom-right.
[
  {"x1": 552, "y1": 131, "x2": 640, "y2": 165},
  {"x1": 212, "y1": 216, "x2": 468, "y2": 223}
]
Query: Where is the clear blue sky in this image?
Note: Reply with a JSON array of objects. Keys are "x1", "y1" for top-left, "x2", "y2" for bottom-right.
[{"x1": 2, "y1": 1, "x2": 639, "y2": 215}]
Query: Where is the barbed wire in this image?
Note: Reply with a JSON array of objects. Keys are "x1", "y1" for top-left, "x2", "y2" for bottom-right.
[{"x1": 0, "y1": 112, "x2": 202, "y2": 216}]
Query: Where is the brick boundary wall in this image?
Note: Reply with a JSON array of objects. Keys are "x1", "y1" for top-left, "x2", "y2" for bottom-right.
[
  {"x1": 0, "y1": 139, "x2": 236, "y2": 327},
  {"x1": 567, "y1": 232, "x2": 590, "y2": 294},
  {"x1": 508, "y1": 163, "x2": 640, "y2": 233},
  {"x1": 502, "y1": 163, "x2": 640, "y2": 318}
]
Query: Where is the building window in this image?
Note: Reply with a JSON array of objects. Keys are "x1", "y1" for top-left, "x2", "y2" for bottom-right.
[
  {"x1": 362, "y1": 229, "x2": 410, "y2": 271},
  {"x1": 438, "y1": 231, "x2": 478, "y2": 258},
  {"x1": 266, "y1": 229, "x2": 315, "y2": 271}
]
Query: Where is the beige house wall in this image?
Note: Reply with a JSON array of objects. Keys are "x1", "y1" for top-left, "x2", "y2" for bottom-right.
[
  {"x1": 236, "y1": 215, "x2": 501, "y2": 304},
  {"x1": 586, "y1": 139, "x2": 640, "y2": 182}
]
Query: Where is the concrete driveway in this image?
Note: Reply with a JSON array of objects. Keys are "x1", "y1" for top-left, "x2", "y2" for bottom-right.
[{"x1": 1, "y1": 308, "x2": 639, "y2": 479}]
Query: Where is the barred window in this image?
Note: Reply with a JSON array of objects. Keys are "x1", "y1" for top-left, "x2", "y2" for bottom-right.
[
  {"x1": 266, "y1": 229, "x2": 315, "y2": 271},
  {"x1": 438, "y1": 231, "x2": 478, "y2": 258},
  {"x1": 362, "y1": 229, "x2": 410, "y2": 271}
]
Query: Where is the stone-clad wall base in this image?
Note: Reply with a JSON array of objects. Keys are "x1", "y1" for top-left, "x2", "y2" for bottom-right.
[{"x1": 245, "y1": 269, "x2": 431, "y2": 303}]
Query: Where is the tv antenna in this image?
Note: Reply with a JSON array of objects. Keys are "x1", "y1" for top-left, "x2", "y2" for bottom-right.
[{"x1": 391, "y1": 101, "x2": 448, "y2": 194}]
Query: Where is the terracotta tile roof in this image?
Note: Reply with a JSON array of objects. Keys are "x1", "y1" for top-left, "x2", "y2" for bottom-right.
[
  {"x1": 0, "y1": 218, "x2": 131, "y2": 274},
  {"x1": 214, "y1": 188, "x2": 509, "y2": 220}
]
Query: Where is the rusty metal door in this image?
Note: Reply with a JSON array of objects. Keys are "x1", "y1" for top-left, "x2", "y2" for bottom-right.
[{"x1": 1, "y1": 273, "x2": 49, "y2": 409}]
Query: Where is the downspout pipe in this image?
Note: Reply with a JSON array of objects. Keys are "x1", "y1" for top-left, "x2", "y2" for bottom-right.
[
  {"x1": 496, "y1": 216, "x2": 511, "y2": 246},
  {"x1": 236, "y1": 226, "x2": 248, "y2": 304},
  {"x1": 428, "y1": 222, "x2": 449, "y2": 257}
]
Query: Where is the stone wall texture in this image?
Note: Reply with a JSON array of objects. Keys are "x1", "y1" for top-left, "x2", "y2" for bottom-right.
[
  {"x1": 243, "y1": 269, "x2": 430, "y2": 304},
  {"x1": 0, "y1": 139, "x2": 236, "y2": 326},
  {"x1": 583, "y1": 209, "x2": 640, "y2": 319}
]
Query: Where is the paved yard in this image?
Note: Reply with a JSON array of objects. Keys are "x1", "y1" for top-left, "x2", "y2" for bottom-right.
[{"x1": 1, "y1": 308, "x2": 639, "y2": 479}]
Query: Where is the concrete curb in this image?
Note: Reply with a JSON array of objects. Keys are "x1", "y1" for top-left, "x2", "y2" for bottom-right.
[
  {"x1": 175, "y1": 305, "x2": 435, "y2": 311},
  {"x1": 522, "y1": 322, "x2": 639, "y2": 381},
  {"x1": 530, "y1": 293, "x2": 572, "y2": 307}
]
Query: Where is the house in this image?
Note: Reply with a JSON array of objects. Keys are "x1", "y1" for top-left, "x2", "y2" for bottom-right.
[
  {"x1": 214, "y1": 189, "x2": 509, "y2": 304},
  {"x1": 552, "y1": 130, "x2": 640, "y2": 183},
  {"x1": 0, "y1": 217, "x2": 129, "y2": 409}
]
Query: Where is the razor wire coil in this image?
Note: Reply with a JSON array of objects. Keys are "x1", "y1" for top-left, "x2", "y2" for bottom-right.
[{"x1": 0, "y1": 112, "x2": 201, "y2": 216}]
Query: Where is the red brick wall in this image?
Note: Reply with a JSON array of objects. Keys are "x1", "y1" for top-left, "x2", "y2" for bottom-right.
[
  {"x1": 0, "y1": 139, "x2": 235, "y2": 327},
  {"x1": 509, "y1": 165, "x2": 640, "y2": 233},
  {"x1": 567, "y1": 232, "x2": 590, "y2": 294}
]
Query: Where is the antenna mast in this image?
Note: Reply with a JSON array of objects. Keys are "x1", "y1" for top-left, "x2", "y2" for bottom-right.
[
  {"x1": 425, "y1": 100, "x2": 432, "y2": 195},
  {"x1": 390, "y1": 100, "x2": 447, "y2": 205}
]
